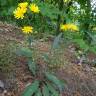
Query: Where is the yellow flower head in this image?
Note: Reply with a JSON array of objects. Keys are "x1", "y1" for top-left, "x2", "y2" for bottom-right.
[
  {"x1": 60, "y1": 24, "x2": 68, "y2": 31},
  {"x1": 29, "y1": 3, "x2": 40, "y2": 13},
  {"x1": 22, "y1": 26, "x2": 33, "y2": 34},
  {"x1": 13, "y1": 2, "x2": 28, "y2": 19},
  {"x1": 18, "y1": 2, "x2": 28, "y2": 8},
  {"x1": 64, "y1": 0, "x2": 71, "y2": 3},
  {"x1": 60, "y1": 23, "x2": 79, "y2": 31},
  {"x1": 13, "y1": 7, "x2": 25, "y2": 19}
]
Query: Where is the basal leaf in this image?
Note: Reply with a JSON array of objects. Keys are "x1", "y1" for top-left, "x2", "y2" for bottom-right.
[
  {"x1": 16, "y1": 47, "x2": 32, "y2": 58},
  {"x1": 45, "y1": 72, "x2": 64, "y2": 92},
  {"x1": 46, "y1": 82, "x2": 59, "y2": 96},
  {"x1": 42, "y1": 84, "x2": 50, "y2": 96},
  {"x1": 28, "y1": 60, "x2": 36, "y2": 75},
  {"x1": 52, "y1": 33, "x2": 63, "y2": 49},
  {"x1": 22, "y1": 80, "x2": 39, "y2": 96},
  {"x1": 35, "y1": 89, "x2": 42, "y2": 96}
]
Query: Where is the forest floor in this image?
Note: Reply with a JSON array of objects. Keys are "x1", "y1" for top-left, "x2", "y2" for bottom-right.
[{"x1": 0, "y1": 22, "x2": 96, "y2": 96}]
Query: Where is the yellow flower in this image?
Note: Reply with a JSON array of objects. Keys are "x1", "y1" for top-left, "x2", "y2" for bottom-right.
[
  {"x1": 13, "y1": 7, "x2": 27, "y2": 19},
  {"x1": 64, "y1": 0, "x2": 71, "y2": 3},
  {"x1": 29, "y1": 3, "x2": 40, "y2": 13},
  {"x1": 68, "y1": 24, "x2": 79, "y2": 31},
  {"x1": 13, "y1": 7, "x2": 24, "y2": 19},
  {"x1": 22, "y1": 26, "x2": 33, "y2": 34},
  {"x1": 13, "y1": 2, "x2": 28, "y2": 19},
  {"x1": 60, "y1": 24, "x2": 68, "y2": 31},
  {"x1": 18, "y1": 2, "x2": 28, "y2": 8},
  {"x1": 60, "y1": 23, "x2": 79, "y2": 31},
  {"x1": 92, "y1": 27, "x2": 96, "y2": 31}
]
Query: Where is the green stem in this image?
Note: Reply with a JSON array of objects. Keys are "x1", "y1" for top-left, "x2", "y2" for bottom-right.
[{"x1": 56, "y1": 0, "x2": 64, "y2": 35}]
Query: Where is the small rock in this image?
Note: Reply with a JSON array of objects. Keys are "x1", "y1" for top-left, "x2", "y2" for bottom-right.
[
  {"x1": 3, "y1": 90, "x2": 7, "y2": 94},
  {"x1": 0, "y1": 80, "x2": 4, "y2": 89},
  {"x1": 0, "y1": 80, "x2": 4, "y2": 93}
]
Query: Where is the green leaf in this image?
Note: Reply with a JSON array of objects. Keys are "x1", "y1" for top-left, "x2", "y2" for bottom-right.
[
  {"x1": 52, "y1": 33, "x2": 63, "y2": 49},
  {"x1": 73, "y1": 39, "x2": 89, "y2": 50},
  {"x1": 45, "y1": 72, "x2": 64, "y2": 92},
  {"x1": 16, "y1": 47, "x2": 32, "y2": 58},
  {"x1": 42, "y1": 53, "x2": 49, "y2": 63},
  {"x1": 28, "y1": 35, "x2": 33, "y2": 46},
  {"x1": 90, "y1": 46, "x2": 96, "y2": 53},
  {"x1": 35, "y1": 89, "x2": 42, "y2": 96},
  {"x1": 46, "y1": 82, "x2": 59, "y2": 96},
  {"x1": 7, "y1": 6, "x2": 15, "y2": 15},
  {"x1": 42, "y1": 84, "x2": 50, "y2": 96},
  {"x1": 28, "y1": 60, "x2": 36, "y2": 75},
  {"x1": 38, "y1": 2, "x2": 60, "y2": 19},
  {"x1": 22, "y1": 80, "x2": 39, "y2": 96},
  {"x1": 0, "y1": 0, "x2": 7, "y2": 6}
]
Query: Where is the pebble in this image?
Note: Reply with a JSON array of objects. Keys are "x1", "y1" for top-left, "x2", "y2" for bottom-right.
[
  {"x1": 0, "y1": 80, "x2": 4, "y2": 93},
  {"x1": 0, "y1": 80, "x2": 4, "y2": 89}
]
